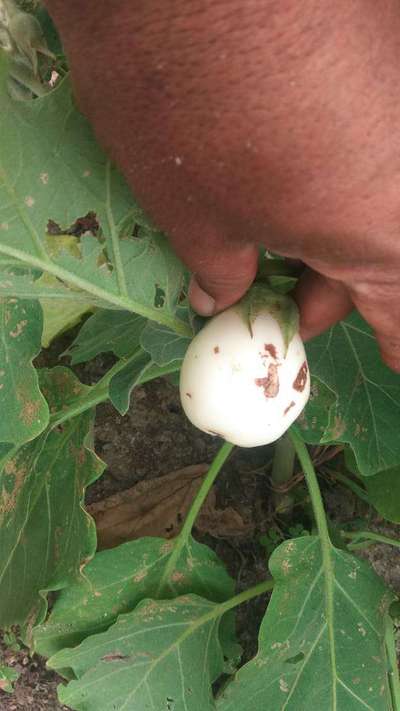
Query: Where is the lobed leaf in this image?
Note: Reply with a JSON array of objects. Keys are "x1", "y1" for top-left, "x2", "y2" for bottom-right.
[
  {"x1": 33, "y1": 535, "x2": 235, "y2": 659},
  {"x1": 218, "y1": 536, "x2": 393, "y2": 711},
  {"x1": 51, "y1": 595, "x2": 225, "y2": 711},
  {"x1": 66, "y1": 309, "x2": 146, "y2": 364},
  {"x1": 141, "y1": 320, "x2": 191, "y2": 366},
  {"x1": 0, "y1": 367, "x2": 104, "y2": 632},
  {"x1": 306, "y1": 312, "x2": 400, "y2": 476},
  {"x1": 0, "y1": 57, "x2": 189, "y2": 335},
  {"x1": 0, "y1": 297, "x2": 48, "y2": 444}
]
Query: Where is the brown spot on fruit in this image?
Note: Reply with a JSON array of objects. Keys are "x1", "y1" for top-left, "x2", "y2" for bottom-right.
[
  {"x1": 185, "y1": 392, "x2": 192, "y2": 398},
  {"x1": 284, "y1": 400, "x2": 295, "y2": 416},
  {"x1": 293, "y1": 361, "x2": 308, "y2": 392},
  {"x1": 264, "y1": 343, "x2": 277, "y2": 359},
  {"x1": 255, "y1": 363, "x2": 279, "y2": 398},
  {"x1": 213, "y1": 346, "x2": 220, "y2": 354}
]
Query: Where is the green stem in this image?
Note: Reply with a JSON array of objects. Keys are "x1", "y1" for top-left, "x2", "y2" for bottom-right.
[
  {"x1": 49, "y1": 357, "x2": 181, "y2": 429},
  {"x1": 289, "y1": 428, "x2": 337, "y2": 708},
  {"x1": 271, "y1": 433, "x2": 296, "y2": 514},
  {"x1": 322, "y1": 467, "x2": 371, "y2": 505},
  {"x1": 343, "y1": 531, "x2": 400, "y2": 550},
  {"x1": 157, "y1": 441, "x2": 234, "y2": 595},
  {"x1": 289, "y1": 429, "x2": 331, "y2": 542},
  {"x1": 213, "y1": 578, "x2": 274, "y2": 618},
  {"x1": 385, "y1": 615, "x2": 400, "y2": 710},
  {"x1": 271, "y1": 434, "x2": 295, "y2": 486}
]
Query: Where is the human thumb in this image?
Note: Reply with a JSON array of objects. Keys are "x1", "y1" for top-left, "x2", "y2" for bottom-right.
[{"x1": 187, "y1": 241, "x2": 259, "y2": 316}]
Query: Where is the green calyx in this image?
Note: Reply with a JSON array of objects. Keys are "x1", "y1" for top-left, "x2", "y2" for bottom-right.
[{"x1": 237, "y1": 283, "x2": 299, "y2": 354}]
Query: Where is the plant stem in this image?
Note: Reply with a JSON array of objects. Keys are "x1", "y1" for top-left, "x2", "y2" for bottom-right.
[
  {"x1": 322, "y1": 467, "x2": 371, "y2": 505},
  {"x1": 213, "y1": 578, "x2": 274, "y2": 617},
  {"x1": 385, "y1": 614, "x2": 400, "y2": 710},
  {"x1": 49, "y1": 356, "x2": 181, "y2": 429},
  {"x1": 289, "y1": 428, "x2": 337, "y2": 707},
  {"x1": 271, "y1": 433, "x2": 296, "y2": 514},
  {"x1": 343, "y1": 531, "x2": 400, "y2": 551},
  {"x1": 289, "y1": 429, "x2": 331, "y2": 542},
  {"x1": 157, "y1": 441, "x2": 234, "y2": 595}
]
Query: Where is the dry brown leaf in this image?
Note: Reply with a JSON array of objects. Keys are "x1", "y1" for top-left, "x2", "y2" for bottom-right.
[{"x1": 87, "y1": 464, "x2": 252, "y2": 549}]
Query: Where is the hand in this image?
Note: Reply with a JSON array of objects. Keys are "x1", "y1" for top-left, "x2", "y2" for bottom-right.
[{"x1": 45, "y1": 0, "x2": 400, "y2": 370}]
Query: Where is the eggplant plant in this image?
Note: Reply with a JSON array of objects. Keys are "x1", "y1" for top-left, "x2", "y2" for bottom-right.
[{"x1": 0, "y1": 6, "x2": 400, "y2": 710}]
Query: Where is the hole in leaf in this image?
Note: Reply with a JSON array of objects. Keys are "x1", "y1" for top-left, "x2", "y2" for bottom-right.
[
  {"x1": 285, "y1": 652, "x2": 305, "y2": 665},
  {"x1": 154, "y1": 284, "x2": 166, "y2": 308}
]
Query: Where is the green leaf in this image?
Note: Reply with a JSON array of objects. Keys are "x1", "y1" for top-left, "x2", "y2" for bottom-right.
[
  {"x1": 0, "y1": 60, "x2": 190, "y2": 336},
  {"x1": 141, "y1": 321, "x2": 191, "y2": 366},
  {"x1": 361, "y1": 467, "x2": 400, "y2": 524},
  {"x1": 306, "y1": 312, "x2": 400, "y2": 476},
  {"x1": 0, "y1": 297, "x2": 48, "y2": 444},
  {"x1": 50, "y1": 595, "x2": 225, "y2": 711},
  {"x1": 0, "y1": 367, "x2": 105, "y2": 632},
  {"x1": 218, "y1": 536, "x2": 393, "y2": 711},
  {"x1": 39, "y1": 234, "x2": 94, "y2": 347},
  {"x1": 294, "y1": 377, "x2": 336, "y2": 445},
  {"x1": 109, "y1": 351, "x2": 153, "y2": 415},
  {"x1": 66, "y1": 309, "x2": 146, "y2": 364},
  {"x1": 0, "y1": 664, "x2": 20, "y2": 693},
  {"x1": 33, "y1": 535, "x2": 234, "y2": 659}
]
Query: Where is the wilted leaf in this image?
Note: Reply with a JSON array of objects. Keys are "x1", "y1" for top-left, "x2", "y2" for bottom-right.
[
  {"x1": 0, "y1": 297, "x2": 48, "y2": 444},
  {"x1": 306, "y1": 312, "x2": 400, "y2": 476},
  {"x1": 50, "y1": 596, "x2": 226, "y2": 711},
  {"x1": 218, "y1": 536, "x2": 393, "y2": 711},
  {"x1": 0, "y1": 367, "x2": 105, "y2": 632},
  {"x1": 87, "y1": 464, "x2": 251, "y2": 549},
  {"x1": 33, "y1": 535, "x2": 235, "y2": 659}
]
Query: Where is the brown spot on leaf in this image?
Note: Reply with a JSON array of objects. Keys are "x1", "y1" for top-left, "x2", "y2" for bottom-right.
[
  {"x1": 0, "y1": 459, "x2": 27, "y2": 515},
  {"x1": 9, "y1": 319, "x2": 27, "y2": 338},
  {"x1": 20, "y1": 399, "x2": 40, "y2": 426},
  {"x1": 331, "y1": 415, "x2": 346, "y2": 439},
  {"x1": 4, "y1": 459, "x2": 17, "y2": 476},
  {"x1": 284, "y1": 400, "x2": 296, "y2": 416},
  {"x1": 293, "y1": 361, "x2": 308, "y2": 392},
  {"x1": 264, "y1": 343, "x2": 277, "y2": 359},
  {"x1": 213, "y1": 346, "x2": 220, "y2": 354},
  {"x1": 255, "y1": 363, "x2": 280, "y2": 398},
  {"x1": 101, "y1": 653, "x2": 129, "y2": 662}
]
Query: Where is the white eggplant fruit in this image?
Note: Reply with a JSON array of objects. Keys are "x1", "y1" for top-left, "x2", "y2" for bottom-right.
[{"x1": 179, "y1": 286, "x2": 310, "y2": 447}]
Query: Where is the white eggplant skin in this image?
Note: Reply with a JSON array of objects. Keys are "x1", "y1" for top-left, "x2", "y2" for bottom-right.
[{"x1": 179, "y1": 306, "x2": 310, "y2": 447}]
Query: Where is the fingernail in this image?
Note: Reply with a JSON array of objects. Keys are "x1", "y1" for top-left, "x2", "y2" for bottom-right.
[{"x1": 189, "y1": 277, "x2": 216, "y2": 316}]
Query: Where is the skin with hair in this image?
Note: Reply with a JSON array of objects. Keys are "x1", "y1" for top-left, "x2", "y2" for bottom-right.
[{"x1": 44, "y1": 1, "x2": 400, "y2": 370}]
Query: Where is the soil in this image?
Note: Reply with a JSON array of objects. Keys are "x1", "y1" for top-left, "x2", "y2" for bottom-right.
[{"x1": 1, "y1": 350, "x2": 400, "y2": 710}]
